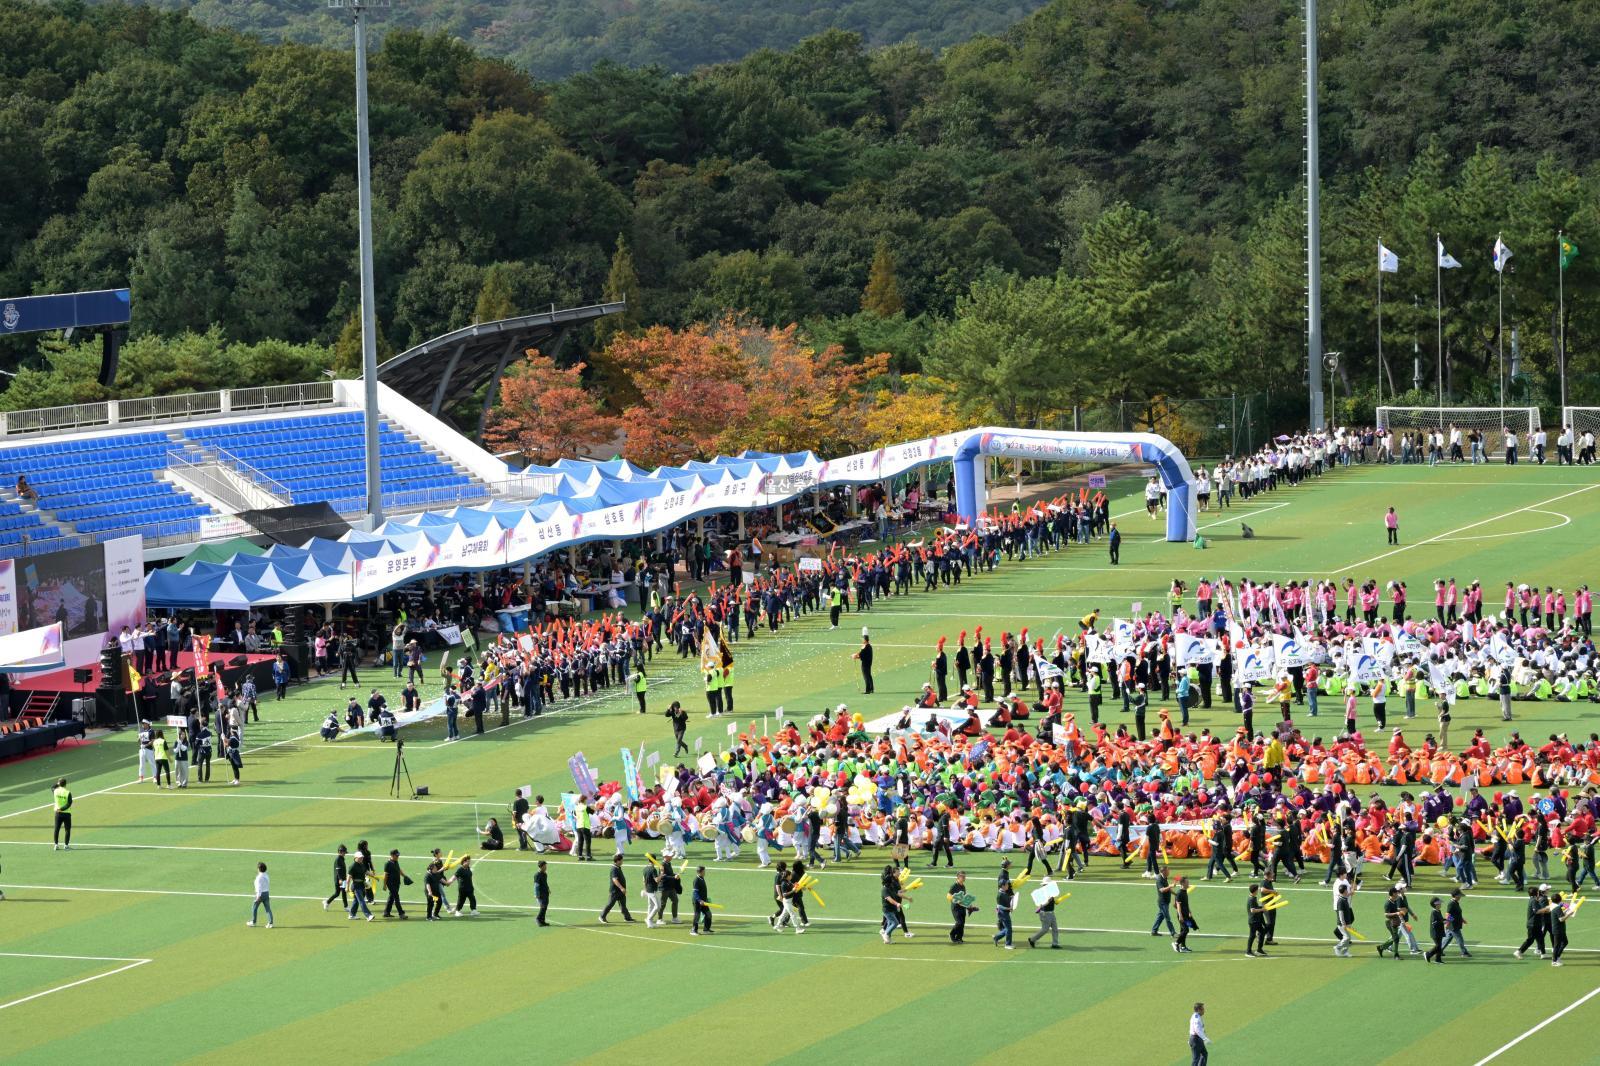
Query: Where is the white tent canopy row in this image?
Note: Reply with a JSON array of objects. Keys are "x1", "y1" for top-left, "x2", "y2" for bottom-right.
[
  {"x1": 144, "y1": 426, "x2": 1193, "y2": 609},
  {"x1": 144, "y1": 437, "x2": 968, "y2": 608}
]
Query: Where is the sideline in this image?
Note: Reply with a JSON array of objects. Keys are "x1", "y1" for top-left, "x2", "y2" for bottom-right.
[
  {"x1": 1470, "y1": 984, "x2": 1600, "y2": 1065},
  {"x1": 1332, "y1": 484, "x2": 1599, "y2": 575},
  {"x1": 0, "y1": 955, "x2": 151, "y2": 1012}
]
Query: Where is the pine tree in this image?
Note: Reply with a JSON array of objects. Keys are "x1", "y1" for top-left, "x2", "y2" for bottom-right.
[
  {"x1": 331, "y1": 311, "x2": 394, "y2": 377},
  {"x1": 596, "y1": 234, "x2": 642, "y2": 347},
  {"x1": 861, "y1": 239, "x2": 904, "y2": 317},
  {"x1": 474, "y1": 263, "x2": 517, "y2": 324}
]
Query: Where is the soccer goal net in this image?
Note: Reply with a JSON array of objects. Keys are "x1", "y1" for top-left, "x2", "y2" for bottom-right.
[
  {"x1": 1376, "y1": 406, "x2": 1540, "y2": 436},
  {"x1": 1561, "y1": 408, "x2": 1600, "y2": 437}
]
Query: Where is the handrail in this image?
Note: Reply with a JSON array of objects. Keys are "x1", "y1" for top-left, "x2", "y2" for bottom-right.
[{"x1": 0, "y1": 381, "x2": 338, "y2": 440}]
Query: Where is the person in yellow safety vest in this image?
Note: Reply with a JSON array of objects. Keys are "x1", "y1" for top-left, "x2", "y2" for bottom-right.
[
  {"x1": 829, "y1": 586, "x2": 844, "y2": 630},
  {"x1": 705, "y1": 666, "x2": 723, "y2": 718},
  {"x1": 721, "y1": 662, "x2": 734, "y2": 716},
  {"x1": 632, "y1": 668, "x2": 648, "y2": 714}
]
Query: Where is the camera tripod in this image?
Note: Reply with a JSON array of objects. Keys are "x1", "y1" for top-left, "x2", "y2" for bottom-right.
[{"x1": 390, "y1": 738, "x2": 417, "y2": 798}]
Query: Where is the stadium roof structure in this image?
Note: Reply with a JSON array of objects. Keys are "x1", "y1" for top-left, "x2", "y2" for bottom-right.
[{"x1": 379, "y1": 302, "x2": 626, "y2": 431}]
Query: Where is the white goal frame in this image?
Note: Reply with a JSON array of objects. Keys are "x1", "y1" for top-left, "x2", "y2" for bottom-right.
[
  {"x1": 1561, "y1": 408, "x2": 1600, "y2": 435},
  {"x1": 1375, "y1": 405, "x2": 1540, "y2": 434}
]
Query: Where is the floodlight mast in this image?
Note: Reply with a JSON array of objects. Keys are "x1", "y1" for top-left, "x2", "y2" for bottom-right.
[{"x1": 329, "y1": 0, "x2": 391, "y2": 527}]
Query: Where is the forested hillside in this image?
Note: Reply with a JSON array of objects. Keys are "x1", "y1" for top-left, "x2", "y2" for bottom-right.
[
  {"x1": 4, "y1": 0, "x2": 1599, "y2": 439},
  {"x1": 123, "y1": 0, "x2": 1051, "y2": 81}
]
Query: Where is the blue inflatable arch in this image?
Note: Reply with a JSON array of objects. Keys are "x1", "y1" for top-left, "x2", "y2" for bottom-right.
[{"x1": 952, "y1": 428, "x2": 1198, "y2": 542}]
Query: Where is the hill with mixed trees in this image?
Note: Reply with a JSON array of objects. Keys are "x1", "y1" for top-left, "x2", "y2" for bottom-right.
[
  {"x1": 4, "y1": 0, "x2": 1599, "y2": 458},
  {"x1": 123, "y1": 0, "x2": 1052, "y2": 81}
]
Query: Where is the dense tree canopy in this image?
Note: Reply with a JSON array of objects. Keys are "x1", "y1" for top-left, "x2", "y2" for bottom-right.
[{"x1": 4, "y1": 0, "x2": 1599, "y2": 443}]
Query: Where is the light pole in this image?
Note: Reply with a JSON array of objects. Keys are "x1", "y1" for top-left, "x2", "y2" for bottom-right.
[
  {"x1": 1304, "y1": 0, "x2": 1324, "y2": 432},
  {"x1": 330, "y1": 0, "x2": 389, "y2": 528}
]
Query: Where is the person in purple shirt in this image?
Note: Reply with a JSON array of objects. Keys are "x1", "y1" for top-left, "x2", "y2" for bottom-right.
[{"x1": 1503, "y1": 791, "x2": 1525, "y2": 821}]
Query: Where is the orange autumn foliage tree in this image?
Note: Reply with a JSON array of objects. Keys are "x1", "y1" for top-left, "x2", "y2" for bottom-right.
[
  {"x1": 483, "y1": 349, "x2": 619, "y2": 465},
  {"x1": 603, "y1": 320, "x2": 888, "y2": 467}
]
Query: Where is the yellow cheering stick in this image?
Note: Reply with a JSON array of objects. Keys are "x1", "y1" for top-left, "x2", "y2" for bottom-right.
[
  {"x1": 795, "y1": 874, "x2": 818, "y2": 891},
  {"x1": 441, "y1": 850, "x2": 459, "y2": 872},
  {"x1": 705, "y1": 902, "x2": 724, "y2": 910},
  {"x1": 1011, "y1": 872, "x2": 1031, "y2": 890},
  {"x1": 645, "y1": 852, "x2": 661, "y2": 868},
  {"x1": 904, "y1": 878, "x2": 925, "y2": 892},
  {"x1": 1261, "y1": 898, "x2": 1290, "y2": 912},
  {"x1": 808, "y1": 887, "x2": 827, "y2": 908},
  {"x1": 1345, "y1": 927, "x2": 1368, "y2": 941},
  {"x1": 1569, "y1": 895, "x2": 1587, "y2": 915}
]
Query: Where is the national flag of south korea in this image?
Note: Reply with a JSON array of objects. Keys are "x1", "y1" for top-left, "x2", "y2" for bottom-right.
[
  {"x1": 1378, "y1": 243, "x2": 1399, "y2": 273},
  {"x1": 1437, "y1": 238, "x2": 1462, "y2": 269},
  {"x1": 1492, "y1": 235, "x2": 1512, "y2": 273}
]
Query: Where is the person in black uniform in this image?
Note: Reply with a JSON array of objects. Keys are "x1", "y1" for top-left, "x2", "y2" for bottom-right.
[
  {"x1": 667, "y1": 701, "x2": 689, "y2": 757},
  {"x1": 1145, "y1": 814, "x2": 1164, "y2": 877},
  {"x1": 324, "y1": 844, "x2": 349, "y2": 911},
  {"x1": 955, "y1": 636, "x2": 971, "y2": 693},
  {"x1": 448, "y1": 854, "x2": 478, "y2": 916},
  {"x1": 932, "y1": 639, "x2": 949, "y2": 703},
  {"x1": 691, "y1": 865, "x2": 713, "y2": 935},
  {"x1": 929, "y1": 805, "x2": 954, "y2": 868},
  {"x1": 1173, "y1": 876, "x2": 1195, "y2": 952},
  {"x1": 1376, "y1": 886, "x2": 1403, "y2": 958},
  {"x1": 511, "y1": 790, "x2": 532, "y2": 850},
  {"x1": 424, "y1": 860, "x2": 447, "y2": 920},
  {"x1": 1514, "y1": 886, "x2": 1549, "y2": 958},
  {"x1": 1245, "y1": 883, "x2": 1269, "y2": 956},
  {"x1": 1152, "y1": 864, "x2": 1177, "y2": 936},
  {"x1": 1443, "y1": 888, "x2": 1472, "y2": 957},
  {"x1": 1549, "y1": 892, "x2": 1570, "y2": 966},
  {"x1": 947, "y1": 870, "x2": 974, "y2": 943},
  {"x1": 382, "y1": 849, "x2": 411, "y2": 919},
  {"x1": 600, "y1": 854, "x2": 633, "y2": 923},
  {"x1": 1132, "y1": 683, "x2": 1148, "y2": 741},
  {"x1": 1249, "y1": 811, "x2": 1268, "y2": 877},
  {"x1": 1424, "y1": 896, "x2": 1447, "y2": 963},
  {"x1": 534, "y1": 860, "x2": 551, "y2": 926},
  {"x1": 854, "y1": 631, "x2": 874, "y2": 694},
  {"x1": 660, "y1": 856, "x2": 683, "y2": 923},
  {"x1": 1259, "y1": 875, "x2": 1280, "y2": 945},
  {"x1": 1116, "y1": 802, "x2": 1135, "y2": 869}
]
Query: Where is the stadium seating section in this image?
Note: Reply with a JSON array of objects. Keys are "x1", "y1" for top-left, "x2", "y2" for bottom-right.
[
  {"x1": 0, "y1": 431, "x2": 204, "y2": 543},
  {"x1": 0, "y1": 410, "x2": 483, "y2": 557},
  {"x1": 182, "y1": 412, "x2": 476, "y2": 511}
]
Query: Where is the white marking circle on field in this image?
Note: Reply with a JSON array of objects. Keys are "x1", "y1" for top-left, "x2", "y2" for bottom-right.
[{"x1": 1437, "y1": 508, "x2": 1571, "y2": 542}]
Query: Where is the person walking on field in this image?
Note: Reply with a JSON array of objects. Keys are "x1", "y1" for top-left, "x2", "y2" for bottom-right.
[
  {"x1": 247, "y1": 862, "x2": 273, "y2": 928},
  {"x1": 1384, "y1": 507, "x2": 1399, "y2": 545}
]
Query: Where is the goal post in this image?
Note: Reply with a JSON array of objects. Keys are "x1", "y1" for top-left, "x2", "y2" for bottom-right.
[
  {"x1": 1561, "y1": 407, "x2": 1600, "y2": 437},
  {"x1": 1375, "y1": 406, "x2": 1540, "y2": 435}
]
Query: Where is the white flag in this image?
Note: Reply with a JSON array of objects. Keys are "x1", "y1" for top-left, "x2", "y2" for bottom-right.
[
  {"x1": 1437, "y1": 238, "x2": 1462, "y2": 270},
  {"x1": 1378, "y1": 243, "x2": 1399, "y2": 273},
  {"x1": 1492, "y1": 235, "x2": 1512, "y2": 273}
]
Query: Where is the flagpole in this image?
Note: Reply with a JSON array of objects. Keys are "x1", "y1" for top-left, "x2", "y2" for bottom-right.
[
  {"x1": 1497, "y1": 233, "x2": 1505, "y2": 424},
  {"x1": 1559, "y1": 230, "x2": 1567, "y2": 415},
  {"x1": 1436, "y1": 233, "x2": 1444, "y2": 428},
  {"x1": 1376, "y1": 248, "x2": 1384, "y2": 412}
]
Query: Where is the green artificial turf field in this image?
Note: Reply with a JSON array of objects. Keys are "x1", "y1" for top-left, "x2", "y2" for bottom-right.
[{"x1": 4, "y1": 461, "x2": 1600, "y2": 1065}]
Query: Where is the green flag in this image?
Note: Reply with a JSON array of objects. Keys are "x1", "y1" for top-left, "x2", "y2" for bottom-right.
[{"x1": 1561, "y1": 236, "x2": 1579, "y2": 270}]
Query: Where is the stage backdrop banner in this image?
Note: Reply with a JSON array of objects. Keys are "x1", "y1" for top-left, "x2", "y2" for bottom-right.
[{"x1": 2, "y1": 534, "x2": 145, "y2": 673}]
